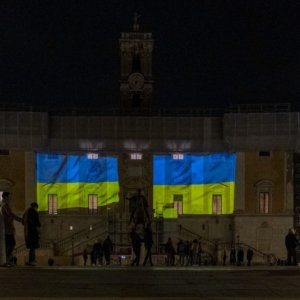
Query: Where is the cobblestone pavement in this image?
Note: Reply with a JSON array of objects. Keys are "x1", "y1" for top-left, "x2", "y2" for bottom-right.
[{"x1": 1, "y1": 265, "x2": 300, "y2": 299}]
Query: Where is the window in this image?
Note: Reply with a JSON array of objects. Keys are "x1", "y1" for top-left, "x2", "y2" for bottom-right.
[
  {"x1": 212, "y1": 195, "x2": 222, "y2": 215},
  {"x1": 259, "y1": 192, "x2": 269, "y2": 214},
  {"x1": 130, "y1": 153, "x2": 142, "y2": 160},
  {"x1": 173, "y1": 194, "x2": 183, "y2": 215},
  {"x1": 255, "y1": 180, "x2": 273, "y2": 214},
  {"x1": 259, "y1": 151, "x2": 271, "y2": 157},
  {"x1": 88, "y1": 194, "x2": 98, "y2": 214},
  {"x1": 173, "y1": 153, "x2": 184, "y2": 160},
  {"x1": 48, "y1": 194, "x2": 58, "y2": 215},
  {"x1": 87, "y1": 153, "x2": 98, "y2": 160}
]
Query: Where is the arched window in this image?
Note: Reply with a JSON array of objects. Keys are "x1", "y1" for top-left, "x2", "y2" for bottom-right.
[{"x1": 255, "y1": 180, "x2": 274, "y2": 214}]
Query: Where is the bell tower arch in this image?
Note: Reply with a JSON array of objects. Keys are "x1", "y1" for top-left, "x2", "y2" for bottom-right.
[{"x1": 119, "y1": 13, "x2": 154, "y2": 113}]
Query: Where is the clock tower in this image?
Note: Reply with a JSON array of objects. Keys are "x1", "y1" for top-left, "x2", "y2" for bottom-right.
[{"x1": 119, "y1": 13, "x2": 154, "y2": 113}]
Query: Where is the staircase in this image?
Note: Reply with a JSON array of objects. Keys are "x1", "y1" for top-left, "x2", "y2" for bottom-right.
[
  {"x1": 54, "y1": 219, "x2": 108, "y2": 255},
  {"x1": 178, "y1": 224, "x2": 278, "y2": 265}
]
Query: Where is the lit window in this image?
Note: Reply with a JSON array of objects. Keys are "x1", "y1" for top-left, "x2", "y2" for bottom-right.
[
  {"x1": 130, "y1": 153, "x2": 142, "y2": 160},
  {"x1": 173, "y1": 194, "x2": 183, "y2": 215},
  {"x1": 87, "y1": 153, "x2": 98, "y2": 160},
  {"x1": 173, "y1": 153, "x2": 184, "y2": 160},
  {"x1": 88, "y1": 194, "x2": 98, "y2": 214},
  {"x1": 212, "y1": 195, "x2": 222, "y2": 215},
  {"x1": 259, "y1": 192, "x2": 269, "y2": 214},
  {"x1": 48, "y1": 194, "x2": 58, "y2": 215}
]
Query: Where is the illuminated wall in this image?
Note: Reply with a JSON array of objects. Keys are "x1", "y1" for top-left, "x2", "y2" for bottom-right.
[
  {"x1": 36, "y1": 153, "x2": 119, "y2": 212},
  {"x1": 153, "y1": 153, "x2": 236, "y2": 218}
]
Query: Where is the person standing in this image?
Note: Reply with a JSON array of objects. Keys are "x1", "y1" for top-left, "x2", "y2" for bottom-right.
[
  {"x1": 246, "y1": 248, "x2": 254, "y2": 266},
  {"x1": 0, "y1": 196, "x2": 6, "y2": 266},
  {"x1": 285, "y1": 228, "x2": 298, "y2": 266},
  {"x1": 1, "y1": 192, "x2": 22, "y2": 266},
  {"x1": 93, "y1": 239, "x2": 103, "y2": 266},
  {"x1": 229, "y1": 247, "x2": 236, "y2": 265},
  {"x1": 143, "y1": 225, "x2": 154, "y2": 266},
  {"x1": 177, "y1": 240, "x2": 185, "y2": 266},
  {"x1": 237, "y1": 248, "x2": 244, "y2": 266},
  {"x1": 165, "y1": 237, "x2": 175, "y2": 266},
  {"x1": 103, "y1": 236, "x2": 113, "y2": 265},
  {"x1": 223, "y1": 250, "x2": 227, "y2": 266},
  {"x1": 22, "y1": 202, "x2": 41, "y2": 266}
]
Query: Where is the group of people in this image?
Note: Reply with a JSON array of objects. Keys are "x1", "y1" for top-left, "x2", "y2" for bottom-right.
[
  {"x1": 82, "y1": 236, "x2": 113, "y2": 266},
  {"x1": 0, "y1": 192, "x2": 41, "y2": 267},
  {"x1": 164, "y1": 238, "x2": 255, "y2": 267},
  {"x1": 166, "y1": 238, "x2": 203, "y2": 266},
  {"x1": 227, "y1": 247, "x2": 254, "y2": 266}
]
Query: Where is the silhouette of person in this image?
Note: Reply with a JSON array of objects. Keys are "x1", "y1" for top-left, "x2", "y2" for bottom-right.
[
  {"x1": 223, "y1": 250, "x2": 227, "y2": 266},
  {"x1": 143, "y1": 225, "x2": 154, "y2": 266},
  {"x1": 285, "y1": 228, "x2": 298, "y2": 266},
  {"x1": 1, "y1": 192, "x2": 22, "y2": 266},
  {"x1": 103, "y1": 236, "x2": 113, "y2": 265},
  {"x1": 246, "y1": 248, "x2": 254, "y2": 266},
  {"x1": 130, "y1": 228, "x2": 142, "y2": 266},
  {"x1": 22, "y1": 202, "x2": 41, "y2": 266}
]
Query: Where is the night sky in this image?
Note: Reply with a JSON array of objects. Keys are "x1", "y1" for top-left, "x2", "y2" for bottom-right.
[{"x1": 1, "y1": 0, "x2": 300, "y2": 111}]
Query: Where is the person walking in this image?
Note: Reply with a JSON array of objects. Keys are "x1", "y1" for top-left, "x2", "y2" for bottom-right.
[
  {"x1": 285, "y1": 228, "x2": 298, "y2": 266},
  {"x1": 1, "y1": 192, "x2": 22, "y2": 266},
  {"x1": 130, "y1": 228, "x2": 142, "y2": 266},
  {"x1": 22, "y1": 202, "x2": 41, "y2": 266},
  {"x1": 143, "y1": 225, "x2": 154, "y2": 266}
]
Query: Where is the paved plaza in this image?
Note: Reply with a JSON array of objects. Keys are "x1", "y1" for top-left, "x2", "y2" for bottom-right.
[{"x1": 0, "y1": 265, "x2": 300, "y2": 299}]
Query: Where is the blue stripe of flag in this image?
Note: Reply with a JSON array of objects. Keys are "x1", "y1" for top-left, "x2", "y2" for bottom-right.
[
  {"x1": 36, "y1": 153, "x2": 118, "y2": 183},
  {"x1": 153, "y1": 153, "x2": 236, "y2": 185}
]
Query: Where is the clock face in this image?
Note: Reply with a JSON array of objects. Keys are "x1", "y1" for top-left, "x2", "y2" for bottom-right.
[{"x1": 128, "y1": 72, "x2": 144, "y2": 91}]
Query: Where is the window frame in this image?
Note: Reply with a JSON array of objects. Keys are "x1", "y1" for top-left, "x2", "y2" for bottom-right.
[
  {"x1": 88, "y1": 194, "x2": 98, "y2": 214},
  {"x1": 255, "y1": 180, "x2": 273, "y2": 214},
  {"x1": 48, "y1": 194, "x2": 58, "y2": 215},
  {"x1": 212, "y1": 194, "x2": 222, "y2": 215}
]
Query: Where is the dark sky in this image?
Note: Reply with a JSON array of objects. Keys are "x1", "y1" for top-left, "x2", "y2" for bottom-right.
[{"x1": 1, "y1": 0, "x2": 300, "y2": 110}]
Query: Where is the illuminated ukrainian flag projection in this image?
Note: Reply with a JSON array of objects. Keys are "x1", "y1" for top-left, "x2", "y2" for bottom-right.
[
  {"x1": 36, "y1": 153, "x2": 119, "y2": 212},
  {"x1": 153, "y1": 153, "x2": 236, "y2": 218}
]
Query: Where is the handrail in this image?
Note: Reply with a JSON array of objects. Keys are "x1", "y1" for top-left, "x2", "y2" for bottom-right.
[
  {"x1": 60, "y1": 230, "x2": 108, "y2": 254},
  {"x1": 219, "y1": 241, "x2": 278, "y2": 264},
  {"x1": 178, "y1": 224, "x2": 217, "y2": 247},
  {"x1": 15, "y1": 240, "x2": 53, "y2": 255},
  {"x1": 55, "y1": 219, "x2": 108, "y2": 253}
]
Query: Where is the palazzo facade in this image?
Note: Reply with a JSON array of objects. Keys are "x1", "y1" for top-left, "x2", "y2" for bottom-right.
[{"x1": 0, "y1": 20, "x2": 297, "y2": 264}]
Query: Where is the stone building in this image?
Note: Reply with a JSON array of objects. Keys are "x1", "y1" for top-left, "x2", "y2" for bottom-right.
[{"x1": 0, "y1": 19, "x2": 297, "y2": 264}]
